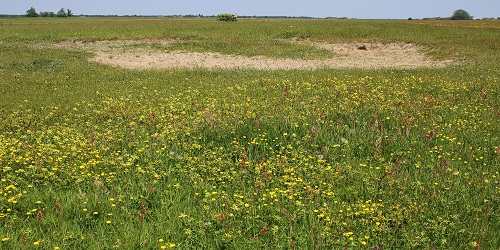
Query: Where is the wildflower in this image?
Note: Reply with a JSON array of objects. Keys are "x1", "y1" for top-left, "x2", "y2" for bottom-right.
[{"x1": 1, "y1": 238, "x2": 9, "y2": 242}]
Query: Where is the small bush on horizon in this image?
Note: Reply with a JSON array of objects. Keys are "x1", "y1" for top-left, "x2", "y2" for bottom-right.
[
  {"x1": 451, "y1": 9, "x2": 473, "y2": 20},
  {"x1": 217, "y1": 13, "x2": 237, "y2": 21}
]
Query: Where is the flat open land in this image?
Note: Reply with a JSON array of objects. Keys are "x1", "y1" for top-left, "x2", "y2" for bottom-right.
[
  {"x1": 54, "y1": 39, "x2": 453, "y2": 69},
  {"x1": 0, "y1": 18, "x2": 499, "y2": 249}
]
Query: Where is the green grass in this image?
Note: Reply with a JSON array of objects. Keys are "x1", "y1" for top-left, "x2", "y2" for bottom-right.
[{"x1": 0, "y1": 17, "x2": 499, "y2": 249}]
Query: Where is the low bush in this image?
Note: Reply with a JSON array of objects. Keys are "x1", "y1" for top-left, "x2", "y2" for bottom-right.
[{"x1": 217, "y1": 13, "x2": 237, "y2": 22}]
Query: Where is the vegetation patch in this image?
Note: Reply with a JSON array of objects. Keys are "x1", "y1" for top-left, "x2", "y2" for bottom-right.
[{"x1": 1, "y1": 18, "x2": 498, "y2": 249}]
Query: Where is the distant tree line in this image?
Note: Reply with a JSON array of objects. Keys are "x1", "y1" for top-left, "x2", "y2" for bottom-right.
[
  {"x1": 19, "y1": 7, "x2": 499, "y2": 20},
  {"x1": 26, "y1": 7, "x2": 73, "y2": 17},
  {"x1": 419, "y1": 9, "x2": 499, "y2": 21}
]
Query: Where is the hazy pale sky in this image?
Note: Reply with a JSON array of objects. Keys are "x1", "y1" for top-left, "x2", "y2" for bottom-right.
[{"x1": 3, "y1": 0, "x2": 499, "y2": 19}]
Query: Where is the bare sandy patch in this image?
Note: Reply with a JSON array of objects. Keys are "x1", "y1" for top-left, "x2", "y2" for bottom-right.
[{"x1": 55, "y1": 39, "x2": 453, "y2": 70}]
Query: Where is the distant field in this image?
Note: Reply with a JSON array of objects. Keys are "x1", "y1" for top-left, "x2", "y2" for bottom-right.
[{"x1": 0, "y1": 18, "x2": 499, "y2": 249}]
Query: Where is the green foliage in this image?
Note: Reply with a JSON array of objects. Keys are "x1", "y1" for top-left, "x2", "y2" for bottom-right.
[
  {"x1": 25, "y1": 7, "x2": 38, "y2": 17},
  {"x1": 25, "y1": 7, "x2": 72, "y2": 17},
  {"x1": 217, "y1": 13, "x2": 237, "y2": 22},
  {"x1": 57, "y1": 8, "x2": 67, "y2": 17},
  {"x1": 40, "y1": 12, "x2": 56, "y2": 17},
  {"x1": 451, "y1": 9, "x2": 473, "y2": 20}
]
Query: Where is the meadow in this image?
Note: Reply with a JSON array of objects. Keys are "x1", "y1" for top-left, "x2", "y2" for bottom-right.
[{"x1": 0, "y1": 17, "x2": 499, "y2": 249}]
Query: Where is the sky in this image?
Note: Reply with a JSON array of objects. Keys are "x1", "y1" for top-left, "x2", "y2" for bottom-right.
[{"x1": 2, "y1": 0, "x2": 499, "y2": 19}]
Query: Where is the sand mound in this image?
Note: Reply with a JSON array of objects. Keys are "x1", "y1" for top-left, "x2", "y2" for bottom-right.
[{"x1": 54, "y1": 39, "x2": 453, "y2": 70}]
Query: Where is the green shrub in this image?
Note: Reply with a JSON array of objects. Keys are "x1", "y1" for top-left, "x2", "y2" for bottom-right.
[
  {"x1": 451, "y1": 9, "x2": 473, "y2": 20},
  {"x1": 217, "y1": 13, "x2": 237, "y2": 22}
]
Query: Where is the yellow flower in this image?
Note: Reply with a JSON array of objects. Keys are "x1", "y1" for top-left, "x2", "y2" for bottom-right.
[{"x1": 1, "y1": 238, "x2": 9, "y2": 242}]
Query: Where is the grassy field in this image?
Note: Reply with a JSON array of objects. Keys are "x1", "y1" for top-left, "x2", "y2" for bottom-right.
[{"x1": 0, "y1": 17, "x2": 499, "y2": 249}]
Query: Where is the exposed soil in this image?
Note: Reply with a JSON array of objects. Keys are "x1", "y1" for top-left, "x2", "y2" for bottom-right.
[{"x1": 54, "y1": 39, "x2": 453, "y2": 70}]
